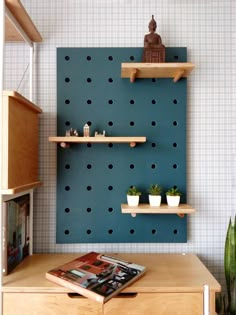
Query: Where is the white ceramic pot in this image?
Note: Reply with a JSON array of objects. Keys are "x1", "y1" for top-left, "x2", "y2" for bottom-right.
[
  {"x1": 166, "y1": 195, "x2": 180, "y2": 207},
  {"x1": 149, "y1": 195, "x2": 161, "y2": 207},
  {"x1": 127, "y1": 195, "x2": 140, "y2": 207}
]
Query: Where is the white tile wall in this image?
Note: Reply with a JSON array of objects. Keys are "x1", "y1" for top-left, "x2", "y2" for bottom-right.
[{"x1": 3, "y1": 0, "x2": 236, "y2": 290}]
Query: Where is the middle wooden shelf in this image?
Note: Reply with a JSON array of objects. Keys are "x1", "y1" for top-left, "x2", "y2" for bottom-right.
[
  {"x1": 121, "y1": 203, "x2": 195, "y2": 217},
  {"x1": 48, "y1": 136, "x2": 146, "y2": 148}
]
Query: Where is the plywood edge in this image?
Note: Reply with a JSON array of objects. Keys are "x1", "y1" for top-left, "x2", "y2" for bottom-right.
[
  {"x1": 3, "y1": 91, "x2": 42, "y2": 114},
  {"x1": 0, "y1": 181, "x2": 42, "y2": 195},
  {"x1": 5, "y1": 0, "x2": 42, "y2": 42}
]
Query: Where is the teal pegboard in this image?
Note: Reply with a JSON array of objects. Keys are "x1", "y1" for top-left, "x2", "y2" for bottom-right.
[{"x1": 56, "y1": 47, "x2": 188, "y2": 243}]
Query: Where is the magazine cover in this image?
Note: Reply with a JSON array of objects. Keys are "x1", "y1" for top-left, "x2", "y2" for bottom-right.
[
  {"x1": 3, "y1": 194, "x2": 30, "y2": 275},
  {"x1": 46, "y1": 252, "x2": 146, "y2": 303}
]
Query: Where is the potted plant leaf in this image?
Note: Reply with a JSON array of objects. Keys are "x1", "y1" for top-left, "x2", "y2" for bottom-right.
[
  {"x1": 148, "y1": 184, "x2": 162, "y2": 207},
  {"x1": 127, "y1": 186, "x2": 141, "y2": 206},
  {"x1": 166, "y1": 187, "x2": 182, "y2": 207}
]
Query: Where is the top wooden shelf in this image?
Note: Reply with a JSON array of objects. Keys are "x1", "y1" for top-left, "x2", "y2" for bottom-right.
[
  {"x1": 5, "y1": 0, "x2": 42, "y2": 42},
  {"x1": 121, "y1": 62, "x2": 194, "y2": 83}
]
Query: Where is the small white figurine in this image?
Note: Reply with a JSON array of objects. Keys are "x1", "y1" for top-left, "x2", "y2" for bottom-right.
[
  {"x1": 94, "y1": 130, "x2": 106, "y2": 137},
  {"x1": 83, "y1": 123, "x2": 90, "y2": 137},
  {"x1": 65, "y1": 128, "x2": 79, "y2": 137}
]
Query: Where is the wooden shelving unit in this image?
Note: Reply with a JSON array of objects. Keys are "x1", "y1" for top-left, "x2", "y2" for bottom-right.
[
  {"x1": 121, "y1": 203, "x2": 195, "y2": 217},
  {"x1": 121, "y1": 62, "x2": 194, "y2": 83},
  {"x1": 49, "y1": 136, "x2": 147, "y2": 148},
  {"x1": 5, "y1": 0, "x2": 42, "y2": 42},
  {"x1": 1, "y1": 91, "x2": 42, "y2": 194}
]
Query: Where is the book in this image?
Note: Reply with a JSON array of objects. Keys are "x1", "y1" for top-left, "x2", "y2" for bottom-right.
[
  {"x1": 2, "y1": 194, "x2": 30, "y2": 275},
  {"x1": 46, "y1": 252, "x2": 146, "y2": 303}
]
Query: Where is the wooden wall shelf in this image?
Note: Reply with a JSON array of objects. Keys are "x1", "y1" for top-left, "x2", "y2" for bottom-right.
[
  {"x1": 5, "y1": 0, "x2": 42, "y2": 42},
  {"x1": 49, "y1": 136, "x2": 147, "y2": 148},
  {"x1": 1, "y1": 91, "x2": 42, "y2": 194},
  {"x1": 121, "y1": 203, "x2": 195, "y2": 217},
  {"x1": 121, "y1": 62, "x2": 194, "y2": 83}
]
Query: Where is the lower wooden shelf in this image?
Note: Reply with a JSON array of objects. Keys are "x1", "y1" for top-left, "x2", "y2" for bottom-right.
[{"x1": 121, "y1": 203, "x2": 195, "y2": 217}]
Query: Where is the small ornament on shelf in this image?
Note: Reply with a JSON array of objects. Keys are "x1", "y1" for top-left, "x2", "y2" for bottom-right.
[
  {"x1": 94, "y1": 130, "x2": 106, "y2": 137},
  {"x1": 83, "y1": 124, "x2": 90, "y2": 137},
  {"x1": 65, "y1": 128, "x2": 79, "y2": 137},
  {"x1": 142, "y1": 15, "x2": 165, "y2": 63}
]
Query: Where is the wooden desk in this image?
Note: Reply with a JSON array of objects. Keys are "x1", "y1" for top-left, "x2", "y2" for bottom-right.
[{"x1": 2, "y1": 253, "x2": 221, "y2": 315}]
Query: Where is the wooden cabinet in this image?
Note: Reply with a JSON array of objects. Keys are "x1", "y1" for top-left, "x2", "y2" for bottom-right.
[{"x1": 3, "y1": 253, "x2": 221, "y2": 315}]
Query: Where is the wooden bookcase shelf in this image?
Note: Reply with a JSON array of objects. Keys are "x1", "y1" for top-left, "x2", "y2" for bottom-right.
[
  {"x1": 121, "y1": 203, "x2": 195, "y2": 217},
  {"x1": 121, "y1": 62, "x2": 194, "y2": 83},
  {"x1": 49, "y1": 136, "x2": 147, "y2": 148},
  {"x1": 1, "y1": 91, "x2": 42, "y2": 195},
  {"x1": 5, "y1": 0, "x2": 42, "y2": 42}
]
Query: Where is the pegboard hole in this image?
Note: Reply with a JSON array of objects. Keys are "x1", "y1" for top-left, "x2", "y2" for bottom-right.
[
  {"x1": 108, "y1": 56, "x2": 113, "y2": 61},
  {"x1": 130, "y1": 99, "x2": 135, "y2": 105},
  {"x1": 65, "y1": 77, "x2": 70, "y2": 83},
  {"x1": 87, "y1": 186, "x2": 92, "y2": 191},
  {"x1": 130, "y1": 121, "x2": 135, "y2": 126},
  {"x1": 108, "y1": 121, "x2": 113, "y2": 126},
  {"x1": 173, "y1": 229, "x2": 178, "y2": 235},
  {"x1": 86, "y1": 56, "x2": 92, "y2": 61},
  {"x1": 65, "y1": 121, "x2": 70, "y2": 126},
  {"x1": 174, "y1": 55, "x2": 179, "y2": 60},
  {"x1": 87, "y1": 164, "x2": 92, "y2": 169},
  {"x1": 173, "y1": 142, "x2": 178, "y2": 148},
  {"x1": 173, "y1": 164, "x2": 178, "y2": 169},
  {"x1": 173, "y1": 121, "x2": 178, "y2": 126},
  {"x1": 108, "y1": 229, "x2": 113, "y2": 234},
  {"x1": 65, "y1": 164, "x2": 70, "y2": 169},
  {"x1": 152, "y1": 143, "x2": 156, "y2": 148},
  {"x1": 65, "y1": 208, "x2": 70, "y2": 213},
  {"x1": 152, "y1": 78, "x2": 156, "y2": 83},
  {"x1": 87, "y1": 78, "x2": 92, "y2": 83},
  {"x1": 108, "y1": 164, "x2": 113, "y2": 169},
  {"x1": 65, "y1": 99, "x2": 70, "y2": 104},
  {"x1": 65, "y1": 186, "x2": 70, "y2": 191},
  {"x1": 130, "y1": 56, "x2": 135, "y2": 61},
  {"x1": 152, "y1": 229, "x2": 157, "y2": 235},
  {"x1": 87, "y1": 208, "x2": 92, "y2": 213},
  {"x1": 108, "y1": 99, "x2": 113, "y2": 104},
  {"x1": 87, "y1": 99, "x2": 92, "y2": 104},
  {"x1": 108, "y1": 78, "x2": 113, "y2": 83},
  {"x1": 64, "y1": 230, "x2": 70, "y2": 235},
  {"x1": 87, "y1": 229, "x2": 92, "y2": 234},
  {"x1": 108, "y1": 143, "x2": 113, "y2": 148},
  {"x1": 130, "y1": 164, "x2": 134, "y2": 169},
  {"x1": 173, "y1": 99, "x2": 178, "y2": 104},
  {"x1": 152, "y1": 99, "x2": 156, "y2": 104},
  {"x1": 108, "y1": 207, "x2": 113, "y2": 213},
  {"x1": 130, "y1": 229, "x2": 135, "y2": 234},
  {"x1": 87, "y1": 143, "x2": 92, "y2": 148},
  {"x1": 65, "y1": 56, "x2": 70, "y2": 61},
  {"x1": 151, "y1": 164, "x2": 156, "y2": 169},
  {"x1": 108, "y1": 186, "x2": 113, "y2": 191},
  {"x1": 87, "y1": 121, "x2": 92, "y2": 126},
  {"x1": 151, "y1": 121, "x2": 156, "y2": 126}
]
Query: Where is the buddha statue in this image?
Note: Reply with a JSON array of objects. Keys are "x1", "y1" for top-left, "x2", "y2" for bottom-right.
[{"x1": 142, "y1": 15, "x2": 165, "y2": 63}]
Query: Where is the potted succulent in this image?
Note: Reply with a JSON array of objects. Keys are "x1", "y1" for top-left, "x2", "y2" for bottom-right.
[
  {"x1": 127, "y1": 186, "x2": 141, "y2": 206},
  {"x1": 148, "y1": 184, "x2": 162, "y2": 207},
  {"x1": 166, "y1": 187, "x2": 182, "y2": 207}
]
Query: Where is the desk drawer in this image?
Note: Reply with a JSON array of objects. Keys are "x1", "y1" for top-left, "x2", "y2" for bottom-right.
[
  {"x1": 3, "y1": 293, "x2": 103, "y2": 315},
  {"x1": 104, "y1": 292, "x2": 204, "y2": 315}
]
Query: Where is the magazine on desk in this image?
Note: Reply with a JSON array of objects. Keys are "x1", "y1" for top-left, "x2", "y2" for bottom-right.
[{"x1": 46, "y1": 252, "x2": 146, "y2": 303}]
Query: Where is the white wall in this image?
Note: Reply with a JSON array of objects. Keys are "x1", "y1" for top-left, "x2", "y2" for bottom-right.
[{"x1": 4, "y1": 0, "x2": 236, "y2": 289}]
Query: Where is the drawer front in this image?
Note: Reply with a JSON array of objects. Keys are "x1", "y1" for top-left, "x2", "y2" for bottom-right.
[
  {"x1": 104, "y1": 292, "x2": 204, "y2": 315},
  {"x1": 3, "y1": 293, "x2": 103, "y2": 315}
]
